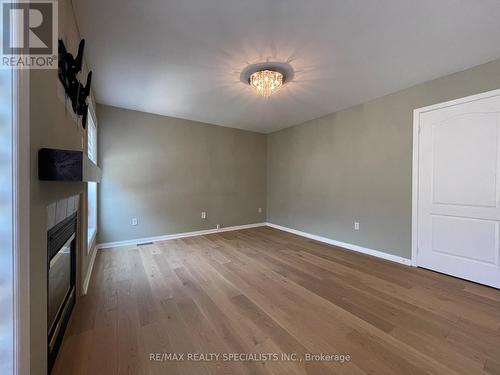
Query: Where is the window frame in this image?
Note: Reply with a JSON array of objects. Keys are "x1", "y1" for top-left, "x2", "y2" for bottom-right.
[{"x1": 87, "y1": 103, "x2": 98, "y2": 249}]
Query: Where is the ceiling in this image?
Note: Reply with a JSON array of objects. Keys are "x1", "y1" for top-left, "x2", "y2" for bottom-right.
[{"x1": 73, "y1": 0, "x2": 500, "y2": 133}]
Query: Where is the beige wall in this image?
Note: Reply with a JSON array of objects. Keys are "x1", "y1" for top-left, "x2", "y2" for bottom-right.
[
  {"x1": 29, "y1": 1, "x2": 95, "y2": 373},
  {"x1": 97, "y1": 105, "x2": 267, "y2": 244},
  {"x1": 267, "y1": 59, "x2": 500, "y2": 259}
]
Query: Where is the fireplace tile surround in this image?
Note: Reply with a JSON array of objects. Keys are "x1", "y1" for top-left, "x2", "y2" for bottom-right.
[{"x1": 47, "y1": 195, "x2": 79, "y2": 230}]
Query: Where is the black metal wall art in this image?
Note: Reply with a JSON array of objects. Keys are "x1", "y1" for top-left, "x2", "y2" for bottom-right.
[{"x1": 58, "y1": 39, "x2": 92, "y2": 129}]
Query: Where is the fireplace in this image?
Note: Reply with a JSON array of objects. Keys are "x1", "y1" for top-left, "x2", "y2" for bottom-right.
[{"x1": 47, "y1": 211, "x2": 77, "y2": 373}]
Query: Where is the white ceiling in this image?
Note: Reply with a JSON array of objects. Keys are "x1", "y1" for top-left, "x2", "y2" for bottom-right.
[{"x1": 74, "y1": 0, "x2": 500, "y2": 133}]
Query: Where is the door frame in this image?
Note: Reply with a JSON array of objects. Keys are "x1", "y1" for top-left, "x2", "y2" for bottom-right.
[
  {"x1": 411, "y1": 88, "x2": 500, "y2": 267},
  {"x1": 13, "y1": 66, "x2": 30, "y2": 375},
  {"x1": 10, "y1": 3, "x2": 31, "y2": 373}
]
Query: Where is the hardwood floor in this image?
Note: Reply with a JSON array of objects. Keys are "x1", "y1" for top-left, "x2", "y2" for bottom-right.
[{"x1": 52, "y1": 227, "x2": 500, "y2": 375}]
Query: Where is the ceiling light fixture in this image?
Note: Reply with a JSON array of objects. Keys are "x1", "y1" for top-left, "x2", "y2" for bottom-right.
[
  {"x1": 240, "y1": 62, "x2": 294, "y2": 98},
  {"x1": 249, "y1": 69, "x2": 284, "y2": 97}
]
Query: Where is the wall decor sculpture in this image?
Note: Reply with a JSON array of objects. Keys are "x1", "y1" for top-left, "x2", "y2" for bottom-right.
[{"x1": 58, "y1": 39, "x2": 93, "y2": 129}]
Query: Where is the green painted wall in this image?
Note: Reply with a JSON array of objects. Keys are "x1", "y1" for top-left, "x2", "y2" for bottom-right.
[
  {"x1": 267, "y1": 59, "x2": 500, "y2": 259},
  {"x1": 97, "y1": 105, "x2": 267, "y2": 244}
]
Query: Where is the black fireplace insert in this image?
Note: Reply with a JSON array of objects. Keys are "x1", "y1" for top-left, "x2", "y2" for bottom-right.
[{"x1": 47, "y1": 212, "x2": 77, "y2": 373}]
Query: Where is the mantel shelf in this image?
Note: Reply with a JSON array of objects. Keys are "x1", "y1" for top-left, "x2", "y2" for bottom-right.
[{"x1": 38, "y1": 148, "x2": 101, "y2": 183}]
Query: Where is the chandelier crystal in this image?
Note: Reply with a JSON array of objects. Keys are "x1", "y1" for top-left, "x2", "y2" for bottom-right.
[{"x1": 249, "y1": 70, "x2": 283, "y2": 97}]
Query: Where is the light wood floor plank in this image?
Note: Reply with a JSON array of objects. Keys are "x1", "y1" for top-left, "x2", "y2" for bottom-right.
[{"x1": 53, "y1": 227, "x2": 500, "y2": 375}]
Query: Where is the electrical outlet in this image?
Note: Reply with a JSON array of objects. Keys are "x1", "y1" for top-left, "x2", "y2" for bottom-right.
[
  {"x1": 258, "y1": 207, "x2": 263, "y2": 213},
  {"x1": 354, "y1": 221, "x2": 360, "y2": 231},
  {"x1": 132, "y1": 218, "x2": 138, "y2": 226},
  {"x1": 201, "y1": 211, "x2": 207, "y2": 219}
]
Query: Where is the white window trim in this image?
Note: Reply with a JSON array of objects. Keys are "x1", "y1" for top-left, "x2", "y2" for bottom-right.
[
  {"x1": 87, "y1": 102, "x2": 98, "y2": 250},
  {"x1": 88, "y1": 228, "x2": 97, "y2": 249}
]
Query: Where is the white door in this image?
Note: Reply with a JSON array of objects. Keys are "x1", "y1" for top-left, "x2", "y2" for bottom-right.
[{"x1": 416, "y1": 90, "x2": 500, "y2": 289}]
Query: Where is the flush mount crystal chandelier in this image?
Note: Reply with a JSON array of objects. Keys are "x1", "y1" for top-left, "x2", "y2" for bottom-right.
[
  {"x1": 240, "y1": 62, "x2": 294, "y2": 98},
  {"x1": 249, "y1": 70, "x2": 284, "y2": 97}
]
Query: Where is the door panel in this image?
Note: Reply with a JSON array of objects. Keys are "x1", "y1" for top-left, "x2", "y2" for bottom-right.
[
  {"x1": 432, "y1": 114, "x2": 498, "y2": 207},
  {"x1": 431, "y1": 215, "x2": 498, "y2": 264},
  {"x1": 417, "y1": 93, "x2": 500, "y2": 288}
]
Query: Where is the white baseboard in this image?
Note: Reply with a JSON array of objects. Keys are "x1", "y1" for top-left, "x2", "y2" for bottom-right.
[
  {"x1": 82, "y1": 245, "x2": 97, "y2": 295},
  {"x1": 265, "y1": 222, "x2": 412, "y2": 266},
  {"x1": 96, "y1": 222, "x2": 267, "y2": 249}
]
